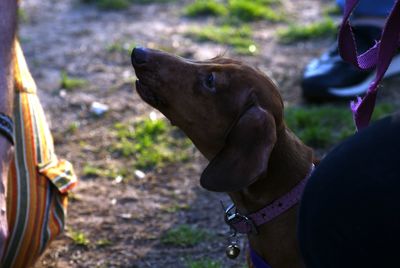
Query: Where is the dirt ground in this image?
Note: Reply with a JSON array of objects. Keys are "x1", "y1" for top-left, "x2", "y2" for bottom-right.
[{"x1": 15, "y1": 0, "x2": 398, "y2": 267}]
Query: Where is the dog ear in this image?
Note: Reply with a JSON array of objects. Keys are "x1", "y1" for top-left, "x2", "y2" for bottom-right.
[{"x1": 200, "y1": 106, "x2": 277, "y2": 192}]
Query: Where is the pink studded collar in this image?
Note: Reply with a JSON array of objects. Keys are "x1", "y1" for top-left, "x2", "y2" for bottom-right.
[{"x1": 223, "y1": 164, "x2": 315, "y2": 235}]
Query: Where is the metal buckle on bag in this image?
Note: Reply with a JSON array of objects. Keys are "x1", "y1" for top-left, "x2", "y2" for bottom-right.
[{"x1": 222, "y1": 202, "x2": 258, "y2": 235}]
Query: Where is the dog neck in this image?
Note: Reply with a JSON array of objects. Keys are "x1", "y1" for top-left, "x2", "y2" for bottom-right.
[{"x1": 228, "y1": 126, "x2": 313, "y2": 268}]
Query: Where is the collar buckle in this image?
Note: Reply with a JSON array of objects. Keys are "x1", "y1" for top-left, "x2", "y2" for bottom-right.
[{"x1": 223, "y1": 203, "x2": 258, "y2": 235}]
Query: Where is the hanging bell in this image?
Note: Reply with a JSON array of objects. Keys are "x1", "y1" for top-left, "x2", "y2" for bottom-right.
[{"x1": 226, "y1": 243, "x2": 240, "y2": 259}]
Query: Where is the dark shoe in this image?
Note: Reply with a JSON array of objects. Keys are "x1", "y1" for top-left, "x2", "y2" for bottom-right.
[{"x1": 302, "y1": 25, "x2": 400, "y2": 100}]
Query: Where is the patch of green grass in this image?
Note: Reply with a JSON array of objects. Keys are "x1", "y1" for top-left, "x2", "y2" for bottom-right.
[
  {"x1": 113, "y1": 138, "x2": 136, "y2": 157},
  {"x1": 187, "y1": 24, "x2": 257, "y2": 55},
  {"x1": 81, "y1": 0, "x2": 130, "y2": 10},
  {"x1": 68, "y1": 192, "x2": 82, "y2": 202},
  {"x1": 285, "y1": 103, "x2": 394, "y2": 148},
  {"x1": 82, "y1": 164, "x2": 119, "y2": 178},
  {"x1": 183, "y1": 0, "x2": 282, "y2": 21},
  {"x1": 182, "y1": 0, "x2": 283, "y2": 55},
  {"x1": 228, "y1": 0, "x2": 283, "y2": 22},
  {"x1": 68, "y1": 230, "x2": 90, "y2": 246},
  {"x1": 66, "y1": 122, "x2": 79, "y2": 134},
  {"x1": 78, "y1": 140, "x2": 89, "y2": 148},
  {"x1": 18, "y1": 8, "x2": 29, "y2": 23},
  {"x1": 278, "y1": 17, "x2": 337, "y2": 44},
  {"x1": 98, "y1": 0, "x2": 130, "y2": 10},
  {"x1": 160, "y1": 202, "x2": 190, "y2": 213},
  {"x1": 248, "y1": 0, "x2": 281, "y2": 4},
  {"x1": 107, "y1": 41, "x2": 175, "y2": 56},
  {"x1": 131, "y1": 0, "x2": 177, "y2": 3},
  {"x1": 107, "y1": 42, "x2": 125, "y2": 53},
  {"x1": 184, "y1": 0, "x2": 228, "y2": 17},
  {"x1": 323, "y1": 5, "x2": 342, "y2": 16},
  {"x1": 82, "y1": 164, "x2": 104, "y2": 177},
  {"x1": 106, "y1": 41, "x2": 133, "y2": 53},
  {"x1": 82, "y1": 0, "x2": 177, "y2": 11},
  {"x1": 111, "y1": 118, "x2": 191, "y2": 170},
  {"x1": 186, "y1": 259, "x2": 221, "y2": 268},
  {"x1": 96, "y1": 238, "x2": 112, "y2": 247},
  {"x1": 60, "y1": 71, "x2": 88, "y2": 90},
  {"x1": 161, "y1": 225, "x2": 210, "y2": 247}
]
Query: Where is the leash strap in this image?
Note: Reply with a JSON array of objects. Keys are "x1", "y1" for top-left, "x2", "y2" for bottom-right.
[{"x1": 338, "y1": 0, "x2": 400, "y2": 130}]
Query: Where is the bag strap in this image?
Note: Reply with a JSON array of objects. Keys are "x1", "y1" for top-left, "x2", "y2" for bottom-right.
[{"x1": 338, "y1": 0, "x2": 400, "y2": 130}]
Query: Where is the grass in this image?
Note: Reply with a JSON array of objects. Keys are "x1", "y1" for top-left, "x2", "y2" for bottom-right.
[
  {"x1": 81, "y1": 0, "x2": 128, "y2": 10},
  {"x1": 68, "y1": 230, "x2": 90, "y2": 246},
  {"x1": 278, "y1": 17, "x2": 337, "y2": 44},
  {"x1": 285, "y1": 103, "x2": 394, "y2": 148},
  {"x1": 60, "y1": 71, "x2": 88, "y2": 90},
  {"x1": 18, "y1": 8, "x2": 29, "y2": 23},
  {"x1": 82, "y1": 0, "x2": 177, "y2": 10},
  {"x1": 97, "y1": 0, "x2": 130, "y2": 10},
  {"x1": 106, "y1": 41, "x2": 175, "y2": 55},
  {"x1": 82, "y1": 164, "x2": 106, "y2": 177},
  {"x1": 107, "y1": 41, "x2": 132, "y2": 53},
  {"x1": 96, "y1": 238, "x2": 112, "y2": 247},
  {"x1": 186, "y1": 259, "x2": 221, "y2": 268},
  {"x1": 160, "y1": 202, "x2": 190, "y2": 213},
  {"x1": 187, "y1": 24, "x2": 257, "y2": 55},
  {"x1": 66, "y1": 122, "x2": 79, "y2": 134},
  {"x1": 111, "y1": 118, "x2": 191, "y2": 170},
  {"x1": 228, "y1": 0, "x2": 283, "y2": 22},
  {"x1": 184, "y1": 0, "x2": 282, "y2": 22},
  {"x1": 323, "y1": 4, "x2": 342, "y2": 16},
  {"x1": 82, "y1": 164, "x2": 120, "y2": 178},
  {"x1": 184, "y1": 0, "x2": 228, "y2": 17},
  {"x1": 247, "y1": 0, "x2": 281, "y2": 3},
  {"x1": 161, "y1": 225, "x2": 210, "y2": 247},
  {"x1": 183, "y1": 0, "x2": 284, "y2": 55},
  {"x1": 131, "y1": 0, "x2": 177, "y2": 3}
]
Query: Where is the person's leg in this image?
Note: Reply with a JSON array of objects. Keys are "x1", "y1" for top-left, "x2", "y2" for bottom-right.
[
  {"x1": 0, "y1": 0, "x2": 17, "y2": 258},
  {"x1": 302, "y1": 0, "x2": 399, "y2": 101},
  {"x1": 298, "y1": 113, "x2": 400, "y2": 267},
  {"x1": 0, "y1": 0, "x2": 17, "y2": 115},
  {"x1": 336, "y1": 0, "x2": 394, "y2": 17}
]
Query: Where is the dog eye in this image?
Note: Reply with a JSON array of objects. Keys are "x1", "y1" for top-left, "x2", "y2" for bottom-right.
[{"x1": 204, "y1": 73, "x2": 215, "y2": 90}]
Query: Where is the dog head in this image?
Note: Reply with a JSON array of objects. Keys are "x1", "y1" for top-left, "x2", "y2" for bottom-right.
[{"x1": 132, "y1": 47, "x2": 284, "y2": 192}]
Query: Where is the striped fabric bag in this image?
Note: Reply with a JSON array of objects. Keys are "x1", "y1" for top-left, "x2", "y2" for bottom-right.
[{"x1": 1, "y1": 41, "x2": 78, "y2": 268}]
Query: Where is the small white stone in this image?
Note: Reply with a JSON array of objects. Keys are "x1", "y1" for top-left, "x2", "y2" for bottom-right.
[
  {"x1": 119, "y1": 213, "x2": 132, "y2": 219},
  {"x1": 149, "y1": 111, "x2": 158, "y2": 121},
  {"x1": 122, "y1": 70, "x2": 131, "y2": 79},
  {"x1": 123, "y1": 43, "x2": 131, "y2": 50},
  {"x1": 113, "y1": 175, "x2": 123, "y2": 184},
  {"x1": 90, "y1": 102, "x2": 109, "y2": 116},
  {"x1": 249, "y1": 44, "x2": 257, "y2": 53},
  {"x1": 134, "y1": 170, "x2": 146, "y2": 179},
  {"x1": 110, "y1": 198, "x2": 117, "y2": 205},
  {"x1": 59, "y1": 89, "x2": 67, "y2": 98},
  {"x1": 172, "y1": 40, "x2": 180, "y2": 48}
]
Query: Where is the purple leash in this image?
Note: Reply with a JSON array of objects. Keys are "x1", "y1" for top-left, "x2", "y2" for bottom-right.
[{"x1": 338, "y1": 0, "x2": 400, "y2": 130}]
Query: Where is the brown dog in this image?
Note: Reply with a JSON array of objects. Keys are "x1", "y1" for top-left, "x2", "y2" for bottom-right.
[{"x1": 131, "y1": 47, "x2": 314, "y2": 268}]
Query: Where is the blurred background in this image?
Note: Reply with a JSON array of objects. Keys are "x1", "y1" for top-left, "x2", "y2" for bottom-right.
[{"x1": 17, "y1": 0, "x2": 399, "y2": 267}]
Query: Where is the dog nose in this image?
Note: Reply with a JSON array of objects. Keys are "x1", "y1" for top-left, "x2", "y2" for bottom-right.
[{"x1": 131, "y1": 47, "x2": 148, "y2": 65}]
